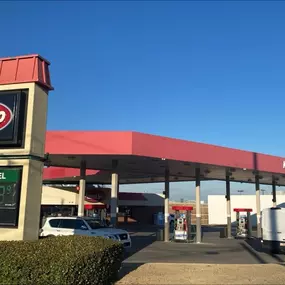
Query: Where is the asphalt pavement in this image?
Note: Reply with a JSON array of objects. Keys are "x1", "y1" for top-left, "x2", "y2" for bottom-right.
[{"x1": 122, "y1": 226, "x2": 285, "y2": 265}]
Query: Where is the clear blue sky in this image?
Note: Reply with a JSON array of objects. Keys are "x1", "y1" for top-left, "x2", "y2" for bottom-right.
[{"x1": 1, "y1": 1, "x2": 285, "y2": 199}]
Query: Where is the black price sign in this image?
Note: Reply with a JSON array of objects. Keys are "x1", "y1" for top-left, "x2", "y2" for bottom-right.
[
  {"x1": 0, "y1": 168, "x2": 22, "y2": 227},
  {"x1": 0, "y1": 90, "x2": 27, "y2": 148}
]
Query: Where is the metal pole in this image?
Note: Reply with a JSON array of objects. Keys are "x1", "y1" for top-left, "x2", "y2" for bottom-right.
[
  {"x1": 226, "y1": 173, "x2": 232, "y2": 238},
  {"x1": 255, "y1": 175, "x2": 262, "y2": 238},
  {"x1": 164, "y1": 169, "x2": 170, "y2": 242},
  {"x1": 186, "y1": 210, "x2": 191, "y2": 241},
  {"x1": 236, "y1": 211, "x2": 239, "y2": 236},
  {"x1": 195, "y1": 168, "x2": 201, "y2": 243},
  {"x1": 247, "y1": 211, "x2": 252, "y2": 239},
  {"x1": 111, "y1": 173, "x2": 119, "y2": 226},
  {"x1": 272, "y1": 178, "x2": 277, "y2": 207},
  {"x1": 78, "y1": 160, "x2": 86, "y2": 217}
]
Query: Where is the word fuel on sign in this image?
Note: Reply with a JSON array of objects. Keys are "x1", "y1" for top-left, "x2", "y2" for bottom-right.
[{"x1": 0, "y1": 173, "x2": 6, "y2": 180}]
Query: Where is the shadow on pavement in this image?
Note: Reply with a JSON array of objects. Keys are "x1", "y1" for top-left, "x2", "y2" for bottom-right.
[
  {"x1": 239, "y1": 241, "x2": 267, "y2": 264},
  {"x1": 271, "y1": 254, "x2": 285, "y2": 265},
  {"x1": 124, "y1": 234, "x2": 157, "y2": 260},
  {"x1": 121, "y1": 225, "x2": 158, "y2": 260},
  {"x1": 118, "y1": 262, "x2": 144, "y2": 281},
  {"x1": 245, "y1": 238, "x2": 263, "y2": 252},
  {"x1": 245, "y1": 238, "x2": 285, "y2": 264},
  {"x1": 118, "y1": 223, "x2": 160, "y2": 234}
]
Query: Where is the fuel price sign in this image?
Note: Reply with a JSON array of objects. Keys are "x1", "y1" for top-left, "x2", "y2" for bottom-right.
[{"x1": 0, "y1": 168, "x2": 22, "y2": 227}]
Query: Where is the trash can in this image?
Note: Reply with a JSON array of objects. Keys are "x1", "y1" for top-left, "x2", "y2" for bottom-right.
[
  {"x1": 220, "y1": 226, "x2": 227, "y2": 238},
  {"x1": 156, "y1": 228, "x2": 164, "y2": 241},
  {"x1": 190, "y1": 225, "x2": 197, "y2": 242}
]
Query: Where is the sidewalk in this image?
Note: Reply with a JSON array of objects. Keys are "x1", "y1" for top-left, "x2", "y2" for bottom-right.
[{"x1": 117, "y1": 263, "x2": 285, "y2": 284}]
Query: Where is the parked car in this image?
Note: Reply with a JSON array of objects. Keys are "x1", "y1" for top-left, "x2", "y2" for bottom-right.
[
  {"x1": 261, "y1": 207, "x2": 285, "y2": 253},
  {"x1": 40, "y1": 216, "x2": 132, "y2": 248}
]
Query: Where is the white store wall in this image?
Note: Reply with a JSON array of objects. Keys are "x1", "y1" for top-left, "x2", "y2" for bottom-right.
[
  {"x1": 208, "y1": 194, "x2": 285, "y2": 226},
  {"x1": 41, "y1": 186, "x2": 78, "y2": 205}
]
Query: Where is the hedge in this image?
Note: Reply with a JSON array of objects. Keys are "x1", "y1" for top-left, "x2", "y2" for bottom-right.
[{"x1": 0, "y1": 235, "x2": 124, "y2": 285}]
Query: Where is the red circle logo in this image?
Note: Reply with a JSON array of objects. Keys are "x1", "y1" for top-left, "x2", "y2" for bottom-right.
[{"x1": 0, "y1": 103, "x2": 13, "y2": 131}]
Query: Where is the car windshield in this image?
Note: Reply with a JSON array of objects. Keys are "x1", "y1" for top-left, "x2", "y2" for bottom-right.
[{"x1": 84, "y1": 218, "x2": 106, "y2": 229}]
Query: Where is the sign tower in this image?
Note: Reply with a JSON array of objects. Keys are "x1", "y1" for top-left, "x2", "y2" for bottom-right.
[{"x1": 0, "y1": 55, "x2": 53, "y2": 240}]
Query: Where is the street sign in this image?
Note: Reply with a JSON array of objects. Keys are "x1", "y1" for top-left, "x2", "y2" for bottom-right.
[
  {"x1": 0, "y1": 168, "x2": 22, "y2": 227},
  {"x1": 0, "y1": 90, "x2": 27, "y2": 148}
]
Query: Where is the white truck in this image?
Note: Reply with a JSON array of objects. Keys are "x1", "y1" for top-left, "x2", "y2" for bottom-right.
[{"x1": 261, "y1": 207, "x2": 285, "y2": 253}]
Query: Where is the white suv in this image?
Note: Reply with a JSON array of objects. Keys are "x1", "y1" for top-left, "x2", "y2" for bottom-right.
[{"x1": 40, "y1": 216, "x2": 132, "y2": 248}]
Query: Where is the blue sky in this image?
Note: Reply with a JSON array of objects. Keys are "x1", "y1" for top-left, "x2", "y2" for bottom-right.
[{"x1": 1, "y1": 1, "x2": 285, "y2": 200}]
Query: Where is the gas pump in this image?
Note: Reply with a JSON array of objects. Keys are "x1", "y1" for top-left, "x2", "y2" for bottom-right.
[
  {"x1": 233, "y1": 208, "x2": 252, "y2": 239},
  {"x1": 172, "y1": 206, "x2": 193, "y2": 242}
]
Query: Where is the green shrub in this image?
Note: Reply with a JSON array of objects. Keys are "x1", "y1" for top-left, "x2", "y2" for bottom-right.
[{"x1": 0, "y1": 235, "x2": 124, "y2": 285}]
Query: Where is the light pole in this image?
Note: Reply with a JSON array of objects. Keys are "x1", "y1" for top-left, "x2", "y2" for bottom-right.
[{"x1": 237, "y1": 190, "x2": 244, "y2": 195}]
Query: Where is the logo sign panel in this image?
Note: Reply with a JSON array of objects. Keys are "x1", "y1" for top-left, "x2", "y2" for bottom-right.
[
  {"x1": 0, "y1": 103, "x2": 13, "y2": 131},
  {"x1": 0, "y1": 91, "x2": 27, "y2": 148}
]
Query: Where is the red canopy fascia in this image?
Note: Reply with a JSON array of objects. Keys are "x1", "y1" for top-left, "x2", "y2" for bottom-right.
[{"x1": 45, "y1": 131, "x2": 285, "y2": 175}]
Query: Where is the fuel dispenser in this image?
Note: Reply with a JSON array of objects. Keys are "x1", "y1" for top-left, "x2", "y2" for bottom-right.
[
  {"x1": 172, "y1": 205, "x2": 194, "y2": 242},
  {"x1": 233, "y1": 208, "x2": 252, "y2": 239}
]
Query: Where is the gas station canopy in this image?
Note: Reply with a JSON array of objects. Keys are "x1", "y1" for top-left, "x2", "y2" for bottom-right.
[{"x1": 44, "y1": 131, "x2": 285, "y2": 185}]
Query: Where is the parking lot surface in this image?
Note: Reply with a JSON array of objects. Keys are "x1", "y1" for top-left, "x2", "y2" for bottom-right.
[
  {"x1": 124, "y1": 227, "x2": 285, "y2": 265},
  {"x1": 117, "y1": 226, "x2": 285, "y2": 284}
]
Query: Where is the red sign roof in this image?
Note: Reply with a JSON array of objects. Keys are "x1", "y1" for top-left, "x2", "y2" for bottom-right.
[{"x1": 0, "y1": 54, "x2": 53, "y2": 90}]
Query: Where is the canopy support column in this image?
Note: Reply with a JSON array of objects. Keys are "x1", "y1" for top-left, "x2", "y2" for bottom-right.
[
  {"x1": 255, "y1": 175, "x2": 262, "y2": 238},
  {"x1": 78, "y1": 160, "x2": 86, "y2": 217},
  {"x1": 111, "y1": 173, "x2": 119, "y2": 226},
  {"x1": 195, "y1": 168, "x2": 201, "y2": 243},
  {"x1": 164, "y1": 169, "x2": 170, "y2": 242},
  {"x1": 272, "y1": 178, "x2": 277, "y2": 207},
  {"x1": 226, "y1": 173, "x2": 232, "y2": 238}
]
